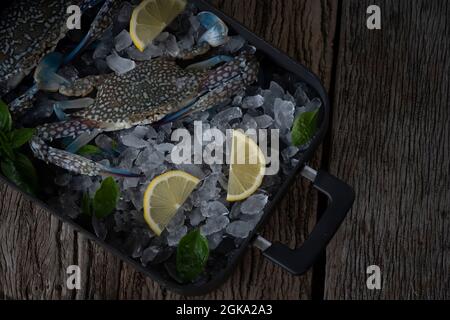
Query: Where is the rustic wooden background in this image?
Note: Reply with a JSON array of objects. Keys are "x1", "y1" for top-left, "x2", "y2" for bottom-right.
[{"x1": 0, "y1": 0, "x2": 448, "y2": 299}]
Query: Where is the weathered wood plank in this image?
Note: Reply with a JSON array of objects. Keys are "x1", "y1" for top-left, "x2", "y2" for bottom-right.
[
  {"x1": 325, "y1": 0, "x2": 450, "y2": 299},
  {"x1": 0, "y1": 0, "x2": 338, "y2": 299}
]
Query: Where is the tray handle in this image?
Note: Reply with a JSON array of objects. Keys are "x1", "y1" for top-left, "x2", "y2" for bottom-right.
[{"x1": 254, "y1": 166, "x2": 355, "y2": 275}]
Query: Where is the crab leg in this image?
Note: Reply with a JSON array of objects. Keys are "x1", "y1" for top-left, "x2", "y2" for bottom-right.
[
  {"x1": 64, "y1": 0, "x2": 122, "y2": 64},
  {"x1": 29, "y1": 119, "x2": 140, "y2": 177},
  {"x1": 186, "y1": 55, "x2": 233, "y2": 70}
]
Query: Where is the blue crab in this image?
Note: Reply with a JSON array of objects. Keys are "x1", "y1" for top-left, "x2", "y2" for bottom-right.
[
  {"x1": 1, "y1": 0, "x2": 123, "y2": 111},
  {"x1": 25, "y1": 11, "x2": 259, "y2": 177}
]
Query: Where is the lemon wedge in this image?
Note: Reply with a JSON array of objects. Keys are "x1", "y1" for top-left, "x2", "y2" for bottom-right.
[
  {"x1": 227, "y1": 130, "x2": 266, "y2": 202},
  {"x1": 130, "y1": 0, "x2": 186, "y2": 52},
  {"x1": 143, "y1": 170, "x2": 200, "y2": 235}
]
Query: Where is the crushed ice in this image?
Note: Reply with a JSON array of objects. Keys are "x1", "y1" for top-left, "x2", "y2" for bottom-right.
[{"x1": 47, "y1": 2, "x2": 323, "y2": 267}]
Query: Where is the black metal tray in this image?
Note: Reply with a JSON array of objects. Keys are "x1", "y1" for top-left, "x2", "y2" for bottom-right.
[{"x1": 0, "y1": 0, "x2": 355, "y2": 296}]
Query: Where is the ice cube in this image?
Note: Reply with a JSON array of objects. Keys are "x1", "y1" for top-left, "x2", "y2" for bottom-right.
[
  {"x1": 155, "y1": 143, "x2": 175, "y2": 155},
  {"x1": 269, "y1": 81, "x2": 285, "y2": 97},
  {"x1": 221, "y1": 35, "x2": 246, "y2": 53},
  {"x1": 146, "y1": 126, "x2": 158, "y2": 140},
  {"x1": 92, "y1": 216, "x2": 108, "y2": 241},
  {"x1": 136, "y1": 146, "x2": 165, "y2": 172},
  {"x1": 189, "y1": 15, "x2": 201, "y2": 32},
  {"x1": 141, "y1": 245, "x2": 160, "y2": 265},
  {"x1": 129, "y1": 187, "x2": 144, "y2": 211},
  {"x1": 281, "y1": 146, "x2": 299, "y2": 163},
  {"x1": 167, "y1": 226, "x2": 188, "y2": 247},
  {"x1": 178, "y1": 34, "x2": 195, "y2": 51},
  {"x1": 160, "y1": 123, "x2": 173, "y2": 135},
  {"x1": 114, "y1": 30, "x2": 133, "y2": 52},
  {"x1": 241, "y1": 213, "x2": 263, "y2": 229},
  {"x1": 273, "y1": 98, "x2": 295, "y2": 133},
  {"x1": 192, "y1": 174, "x2": 221, "y2": 206},
  {"x1": 201, "y1": 201, "x2": 229, "y2": 218},
  {"x1": 163, "y1": 34, "x2": 180, "y2": 57},
  {"x1": 117, "y1": 199, "x2": 130, "y2": 211},
  {"x1": 93, "y1": 39, "x2": 113, "y2": 60},
  {"x1": 98, "y1": 159, "x2": 111, "y2": 167},
  {"x1": 305, "y1": 97, "x2": 322, "y2": 112},
  {"x1": 95, "y1": 134, "x2": 116, "y2": 151},
  {"x1": 123, "y1": 176, "x2": 140, "y2": 189},
  {"x1": 117, "y1": 2, "x2": 133, "y2": 24},
  {"x1": 132, "y1": 126, "x2": 150, "y2": 139},
  {"x1": 217, "y1": 173, "x2": 228, "y2": 191},
  {"x1": 210, "y1": 163, "x2": 222, "y2": 174},
  {"x1": 182, "y1": 197, "x2": 194, "y2": 212},
  {"x1": 106, "y1": 50, "x2": 136, "y2": 75},
  {"x1": 70, "y1": 176, "x2": 93, "y2": 191},
  {"x1": 241, "y1": 194, "x2": 268, "y2": 215},
  {"x1": 242, "y1": 95, "x2": 264, "y2": 109},
  {"x1": 189, "y1": 208, "x2": 205, "y2": 226},
  {"x1": 126, "y1": 43, "x2": 163, "y2": 61},
  {"x1": 232, "y1": 95, "x2": 243, "y2": 106},
  {"x1": 229, "y1": 202, "x2": 242, "y2": 220},
  {"x1": 126, "y1": 229, "x2": 153, "y2": 258},
  {"x1": 262, "y1": 81, "x2": 285, "y2": 115},
  {"x1": 88, "y1": 180, "x2": 101, "y2": 197},
  {"x1": 200, "y1": 216, "x2": 230, "y2": 236},
  {"x1": 254, "y1": 114, "x2": 274, "y2": 129},
  {"x1": 294, "y1": 83, "x2": 311, "y2": 107},
  {"x1": 240, "y1": 114, "x2": 258, "y2": 131},
  {"x1": 175, "y1": 164, "x2": 206, "y2": 179},
  {"x1": 121, "y1": 133, "x2": 148, "y2": 149},
  {"x1": 207, "y1": 231, "x2": 224, "y2": 250},
  {"x1": 212, "y1": 107, "x2": 243, "y2": 126},
  {"x1": 119, "y1": 148, "x2": 140, "y2": 169},
  {"x1": 226, "y1": 221, "x2": 253, "y2": 238},
  {"x1": 155, "y1": 31, "x2": 170, "y2": 42},
  {"x1": 166, "y1": 210, "x2": 186, "y2": 233}
]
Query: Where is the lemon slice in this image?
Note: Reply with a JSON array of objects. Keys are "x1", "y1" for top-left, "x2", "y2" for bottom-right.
[
  {"x1": 143, "y1": 170, "x2": 200, "y2": 235},
  {"x1": 130, "y1": 0, "x2": 187, "y2": 52},
  {"x1": 227, "y1": 130, "x2": 266, "y2": 202}
]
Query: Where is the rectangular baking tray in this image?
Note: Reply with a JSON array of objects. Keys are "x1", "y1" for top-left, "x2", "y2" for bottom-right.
[{"x1": 0, "y1": 0, "x2": 355, "y2": 296}]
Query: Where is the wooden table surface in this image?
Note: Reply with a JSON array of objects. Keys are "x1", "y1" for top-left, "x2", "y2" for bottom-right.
[{"x1": 0, "y1": 0, "x2": 448, "y2": 299}]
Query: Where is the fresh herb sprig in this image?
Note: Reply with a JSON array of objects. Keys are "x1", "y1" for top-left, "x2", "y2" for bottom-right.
[
  {"x1": 0, "y1": 100, "x2": 38, "y2": 195},
  {"x1": 291, "y1": 109, "x2": 319, "y2": 147},
  {"x1": 82, "y1": 177, "x2": 120, "y2": 219},
  {"x1": 176, "y1": 229, "x2": 209, "y2": 282}
]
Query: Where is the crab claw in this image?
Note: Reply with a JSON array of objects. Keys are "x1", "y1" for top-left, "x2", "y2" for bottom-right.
[
  {"x1": 197, "y1": 12, "x2": 230, "y2": 47},
  {"x1": 34, "y1": 53, "x2": 70, "y2": 92}
]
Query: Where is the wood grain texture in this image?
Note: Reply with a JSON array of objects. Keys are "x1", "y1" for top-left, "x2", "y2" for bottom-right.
[
  {"x1": 325, "y1": 0, "x2": 450, "y2": 299},
  {"x1": 0, "y1": 0, "x2": 338, "y2": 299}
]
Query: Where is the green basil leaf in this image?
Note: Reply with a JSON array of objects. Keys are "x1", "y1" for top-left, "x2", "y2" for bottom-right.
[
  {"x1": 93, "y1": 177, "x2": 120, "y2": 219},
  {"x1": 291, "y1": 110, "x2": 319, "y2": 147},
  {"x1": 0, "y1": 100, "x2": 12, "y2": 132},
  {"x1": 77, "y1": 145, "x2": 102, "y2": 156},
  {"x1": 10, "y1": 128, "x2": 36, "y2": 149},
  {"x1": 0, "y1": 158, "x2": 34, "y2": 195},
  {"x1": 176, "y1": 229, "x2": 209, "y2": 282},
  {"x1": 0, "y1": 131, "x2": 15, "y2": 160},
  {"x1": 15, "y1": 152, "x2": 38, "y2": 193},
  {"x1": 82, "y1": 192, "x2": 93, "y2": 216}
]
